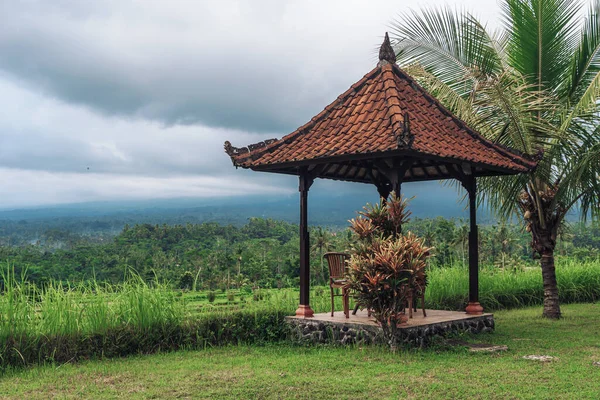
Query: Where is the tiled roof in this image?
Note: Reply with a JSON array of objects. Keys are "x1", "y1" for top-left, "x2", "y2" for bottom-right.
[{"x1": 224, "y1": 47, "x2": 536, "y2": 179}]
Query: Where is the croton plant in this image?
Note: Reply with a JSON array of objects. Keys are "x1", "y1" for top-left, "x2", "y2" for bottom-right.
[{"x1": 347, "y1": 192, "x2": 432, "y2": 349}]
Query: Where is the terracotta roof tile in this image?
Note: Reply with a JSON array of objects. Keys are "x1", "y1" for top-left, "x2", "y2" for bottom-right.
[{"x1": 225, "y1": 60, "x2": 536, "y2": 175}]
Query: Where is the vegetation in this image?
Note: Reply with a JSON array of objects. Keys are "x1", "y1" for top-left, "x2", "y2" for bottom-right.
[
  {"x1": 1, "y1": 256, "x2": 599, "y2": 371},
  {"x1": 2, "y1": 217, "x2": 600, "y2": 291},
  {"x1": 348, "y1": 194, "x2": 431, "y2": 348},
  {"x1": 391, "y1": 0, "x2": 600, "y2": 318},
  {"x1": 1, "y1": 303, "x2": 599, "y2": 399}
]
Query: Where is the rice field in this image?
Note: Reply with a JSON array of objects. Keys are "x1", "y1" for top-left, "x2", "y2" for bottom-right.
[{"x1": 0, "y1": 256, "x2": 599, "y2": 370}]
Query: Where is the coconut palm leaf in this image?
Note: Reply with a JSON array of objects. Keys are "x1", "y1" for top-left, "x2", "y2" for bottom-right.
[
  {"x1": 563, "y1": 0, "x2": 600, "y2": 102},
  {"x1": 501, "y1": 0, "x2": 582, "y2": 92},
  {"x1": 391, "y1": 7, "x2": 504, "y2": 95}
]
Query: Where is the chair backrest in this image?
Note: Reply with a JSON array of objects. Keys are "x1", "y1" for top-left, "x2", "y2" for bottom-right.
[{"x1": 324, "y1": 252, "x2": 349, "y2": 280}]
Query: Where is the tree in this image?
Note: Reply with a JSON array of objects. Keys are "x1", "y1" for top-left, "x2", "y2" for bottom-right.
[
  {"x1": 391, "y1": 0, "x2": 600, "y2": 318},
  {"x1": 311, "y1": 227, "x2": 335, "y2": 284}
]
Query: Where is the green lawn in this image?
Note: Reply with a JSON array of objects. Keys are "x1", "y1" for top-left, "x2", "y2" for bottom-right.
[{"x1": 1, "y1": 303, "x2": 599, "y2": 399}]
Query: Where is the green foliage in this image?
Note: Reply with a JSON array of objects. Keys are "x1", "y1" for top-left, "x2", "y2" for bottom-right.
[
  {"x1": 0, "y1": 265, "x2": 290, "y2": 371},
  {"x1": 425, "y1": 257, "x2": 600, "y2": 311},
  {"x1": 0, "y1": 216, "x2": 599, "y2": 302},
  {"x1": 206, "y1": 291, "x2": 216, "y2": 303},
  {"x1": 347, "y1": 194, "x2": 431, "y2": 348},
  {"x1": 0, "y1": 266, "x2": 185, "y2": 370},
  {"x1": 1, "y1": 257, "x2": 600, "y2": 371},
  {"x1": 178, "y1": 271, "x2": 194, "y2": 290}
]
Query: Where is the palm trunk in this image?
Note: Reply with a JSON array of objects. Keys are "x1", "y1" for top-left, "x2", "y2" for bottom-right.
[
  {"x1": 540, "y1": 250, "x2": 561, "y2": 319},
  {"x1": 522, "y1": 186, "x2": 562, "y2": 319},
  {"x1": 530, "y1": 224, "x2": 561, "y2": 319},
  {"x1": 319, "y1": 247, "x2": 324, "y2": 284}
]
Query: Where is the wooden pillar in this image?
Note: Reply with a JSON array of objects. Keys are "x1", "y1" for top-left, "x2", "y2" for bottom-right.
[
  {"x1": 393, "y1": 180, "x2": 402, "y2": 197},
  {"x1": 376, "y1": 184, "x2": 391, "y2": 202},
  {"x1": 465, "y1": 175, "x2": 484, "y2": 315},
  {"x1": 295, "y1": 168, "x2": 315, "y2": 318}
]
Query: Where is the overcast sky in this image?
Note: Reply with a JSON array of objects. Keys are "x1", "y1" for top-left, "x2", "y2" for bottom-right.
[{"x1": 0, "y1": 0, "x2": 504, "y2": 209}]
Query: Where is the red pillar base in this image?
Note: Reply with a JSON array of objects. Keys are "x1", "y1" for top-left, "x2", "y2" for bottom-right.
[
  {"x1": 295, "y1": 304, "x2": 315, "y2": 318},
  {"x1": 465, "y1": 302, "x2": 484, "y2": 315}
]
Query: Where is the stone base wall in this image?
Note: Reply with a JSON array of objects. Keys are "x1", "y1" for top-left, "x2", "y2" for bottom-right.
[{"x1": 286, "y1": 315, "x2": 494, "y2": 347}]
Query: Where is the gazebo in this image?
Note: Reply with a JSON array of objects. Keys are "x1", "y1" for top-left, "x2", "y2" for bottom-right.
[{"x1": 225, "y1": 33, "x2": 537, "y2": 319}]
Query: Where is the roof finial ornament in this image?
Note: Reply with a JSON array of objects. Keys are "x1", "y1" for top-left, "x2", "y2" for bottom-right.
[{"x1": 378, "y1": 32, "x2": 396, "y2": 66}]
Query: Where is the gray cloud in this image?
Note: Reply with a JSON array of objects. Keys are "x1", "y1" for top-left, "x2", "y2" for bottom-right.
[
  {"x1": 0, "y1": 0, "x2": 503, "y2": 134},
  {"x1": 0, "y1": 0, "x2": 502, "y2": 208},
  {"x1": 0, "y1": 0, "x2": 390, "y2": 133}
]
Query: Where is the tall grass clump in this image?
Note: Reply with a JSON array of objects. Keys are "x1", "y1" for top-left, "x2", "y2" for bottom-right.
[
  {"x1": 0, "y1": 265, "x2": 185, "y2": 370},
  {"x1": 425, "y1": 258, "x2": 600, "y2": 310}
]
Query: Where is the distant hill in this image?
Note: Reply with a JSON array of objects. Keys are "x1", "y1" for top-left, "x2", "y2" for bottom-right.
[{"x1": 0, "y1": 182, "x2": 493, "y2": 240}]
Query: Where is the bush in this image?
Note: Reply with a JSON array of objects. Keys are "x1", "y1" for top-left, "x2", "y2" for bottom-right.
[
  {"x1": 227, "y1": 292, "x2": 235, "y2": 302},
  {"x1": 0, "y1": 265, "x2": 290, "y2": 371},
  {"x1": 253, "y1": 290, "x2": 266, "y2": 301},
  {"x1": 347, "y1": 193, "x2": 432, "y2": 349},
  {"x1": 179, "y1": 271, "x2": 194, "y2": 290},
  {"x1": 0, "y1": 308, "x2": 290, "y2": 371},
  {"x1": 207, "y1": 291, "x2": 217, "y2": 303}
]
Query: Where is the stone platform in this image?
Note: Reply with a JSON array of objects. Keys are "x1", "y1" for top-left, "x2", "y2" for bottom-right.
[{"x1": 286, "y1": 309, "x2": 494, "y2": 347}]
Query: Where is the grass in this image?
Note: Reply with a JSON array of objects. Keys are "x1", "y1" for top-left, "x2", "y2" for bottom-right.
[
  {"x1": 186, "y1": 256, "x2": 600, "y2": 315},
  {"x1": 425, "y1": 257, "x2": 600, "y2": 311},
  {"x1": 1, "y1": 257, "x2": 599, "y2": 370},
  {"x1": 0, "y1": 303, "x2": 598, "y2": 399},
  {"x1": 0, "y1": 266, "x2": 186, "y2": 369}
]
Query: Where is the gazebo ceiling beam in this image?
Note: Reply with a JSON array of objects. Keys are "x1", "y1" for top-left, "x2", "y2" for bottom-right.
[
  {"x1": 328, "y1": 163, "x2": 346, "y2": 178},
  {"x1": 420, "y1": 166, "x2": 432, "y2": 179},
  {"x1": 307, "y1": 163, "x2": 329, "y2": 178},
  {"x1": 248, "y1": 163, "x2": 508, "y2": 185}
]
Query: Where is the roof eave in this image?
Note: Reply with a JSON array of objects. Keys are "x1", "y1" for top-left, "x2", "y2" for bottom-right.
[{"x1": 239, "y1": 148, "x2": 533, "y2": 176}]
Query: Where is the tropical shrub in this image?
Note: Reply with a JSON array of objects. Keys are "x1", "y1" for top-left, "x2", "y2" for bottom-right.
[
  {"x1": 206, "y1": 291, "x2": 216, "y2": 303},
  {"x1": 179, "y1": 271, "x2": 194, "y2": 290},
  {"x1": 347, "y1": 194, "x2": 432, "y2": 349}
]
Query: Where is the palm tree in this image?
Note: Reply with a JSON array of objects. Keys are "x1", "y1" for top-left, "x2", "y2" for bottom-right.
[
  {"x1": 311, "y1": 227, "x2": 335, "y2": 284},
  {"x1": 390, "y1": 0, "x2": 600, "y2": 318},
  {"x1": 452, "y1": 222, "x2": 470, "y2": 267}
]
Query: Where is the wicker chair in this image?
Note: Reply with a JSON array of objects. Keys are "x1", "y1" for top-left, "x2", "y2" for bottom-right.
[{"x1": 324, "y1": 252, "x2": 350, "y2": 318}]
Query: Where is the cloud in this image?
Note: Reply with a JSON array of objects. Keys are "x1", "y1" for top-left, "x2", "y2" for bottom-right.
[
  {"x1": 0, "y1": 0, "x2": 503, "y2": 133},
  {"x1": 0, "y1": 167, "x2": 292, "y2": 209},
  {"x1": 0, "y1": 77, "x2": 262, "y2": 176},
  {"x1": 0, "y1": 0, "x2": 502, "y2": 208}
]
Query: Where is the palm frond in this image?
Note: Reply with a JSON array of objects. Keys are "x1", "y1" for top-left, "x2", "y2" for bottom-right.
[
  {"x1": 390, "y1": 7, "x2": 503, "y2": 96},
  {"x1": 554, "y1": 136, "x2": 600, "y2": 220},
  {"x1": 472, "y1": 70, "x2": 557, "y2": 154},
  {"x1": 501, "y1": 0, "x2": 583, "y2": 92},
  {"x1": 562, "y1": 0, "x2": 600, "y2": 103}
]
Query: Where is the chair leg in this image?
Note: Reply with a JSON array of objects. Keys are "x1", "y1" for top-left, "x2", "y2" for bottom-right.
[
  {"x1": 352, "y1": 303, "x2": 359, "y2": 315},
  {"x1": 421, "y1": 292, "x2": 427, "y2": 317},
  {"x1": 408, "y1": 292, "x2": 413, "y2": 319},
  {"x1": 330, "y1": 286, "x2": 334, "y2": 317},
  {"x1": 343, "y1": 288, "x2": 349, "y2": 319}
]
